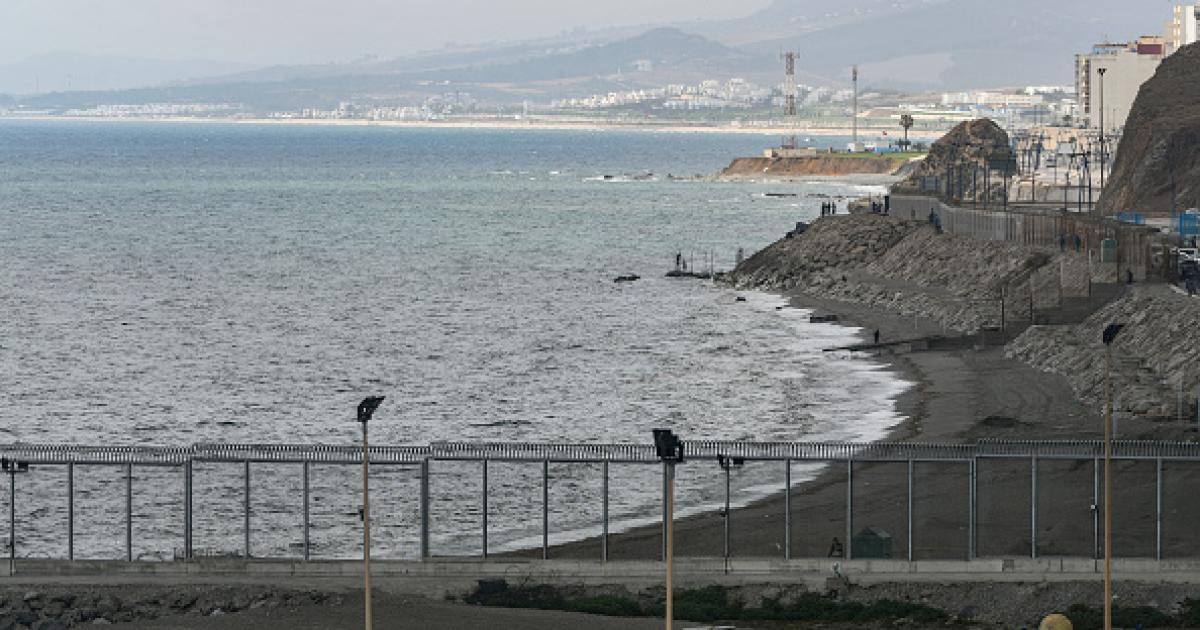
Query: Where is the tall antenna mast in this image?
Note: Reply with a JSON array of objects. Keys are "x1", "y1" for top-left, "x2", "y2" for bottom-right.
[
  {"x1": 852, "y1": 65, "x2": 859, "y2": 150},
  {"x1": 781, "y1": 51, "x2": 798, "y2": 149}
]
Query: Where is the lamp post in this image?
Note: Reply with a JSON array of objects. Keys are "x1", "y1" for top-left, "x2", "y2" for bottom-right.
[
  {"x1": 357, "y1": 396, "x2": 386, "y2": 630},
  {"x1": 1102, "y1": 323, "x2": 1124, "y2": 630},
  {"x1": 652, "y1": 429, "x2": 684, "y2": 630},
  {"x1": 1097, "y1": 67, "x2": 1107, "y2": 196},
  {"x1": 2, "y1": 458, "x2": 30, "y2": 576}
]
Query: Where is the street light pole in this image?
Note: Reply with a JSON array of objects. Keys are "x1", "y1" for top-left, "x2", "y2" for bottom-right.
[
  {"x1": 653, "y1": 429, "x2": 684, "y2": 630},
  {"x1": 1098, "y1": 68, "x2": 1107, "y2": 196},
  {"x1": 357, "y1": 396, "x2": 386, "y2": 630},
  {"x1": 1102, "y1": 324, "x2": 1124, "y2": 630}
]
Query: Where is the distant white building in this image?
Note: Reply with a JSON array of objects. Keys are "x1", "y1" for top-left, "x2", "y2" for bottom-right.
[
  {"x1": 1166, "y1": 2, "x2": 1200, "y2": 54},
  {"x1": 940, "y1": 91, "x2": 1044, "y2": 110},
  {"x1": 1074, "y1": 37, "x2": 1166, "y2": 132}
]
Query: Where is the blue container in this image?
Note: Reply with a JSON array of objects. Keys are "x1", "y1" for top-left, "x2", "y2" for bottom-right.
[{"x1": 1180, "y1": 214, "x2": 1200, "y2": 237}]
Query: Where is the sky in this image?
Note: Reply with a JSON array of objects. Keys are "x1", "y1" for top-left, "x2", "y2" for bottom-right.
[{"x1": 0, "y1": 0, "x2": 773, "y2": 66}]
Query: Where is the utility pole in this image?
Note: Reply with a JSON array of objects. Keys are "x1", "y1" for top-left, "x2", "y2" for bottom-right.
[
  {"x1": 357, "y1": 396, "x2": 386, "y2": 630},
  {"x1": 1102, "y1": 324, "x2": 1124, "y2": 630},
  {"x1": 1098, "y1": 68, "x2": 1107, "y2": 196},
  {"x1": 852, "y1": 65, "x2": 859, "y2": 150},
  {"x1": 652, "y1": 430, "x2": 684, "y2": 630}
]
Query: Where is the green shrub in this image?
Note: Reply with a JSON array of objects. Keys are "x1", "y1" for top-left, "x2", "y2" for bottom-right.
[
  {"x1": 1066, "y1": 603, "x2": 1174, "y2": 630},
  {"x1": 466, "y1": 581, "x2": 946, "y2": 625},
  {"x1": 566, "y1": 596, "x2": 645, "y2": 617}
]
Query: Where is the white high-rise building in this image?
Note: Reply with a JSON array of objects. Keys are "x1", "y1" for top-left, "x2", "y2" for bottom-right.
[
  {"x1": 1075, "y1": 37, "x2": 1165, "y2": 131},
  {"x1": 1166, "y1": 2, "x2": 1200, "y2": 54}
]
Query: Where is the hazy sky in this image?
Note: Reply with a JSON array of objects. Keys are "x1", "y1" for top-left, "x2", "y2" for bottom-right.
[{"x1": 0, "y1": 0, "x2": 772, "y2": 66}]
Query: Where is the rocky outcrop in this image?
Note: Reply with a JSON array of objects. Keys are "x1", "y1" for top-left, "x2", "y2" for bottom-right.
[
  {"x1": 890, "y1": 119, "x2": 1015, "y2": 202},
  {"x1": 1098, "y1": 41, "x2": 1200, "y2": 216},
  {"x1": 728, "y1": 213, "x2": 1077, "y2": 333},
  {"x1": 1007, "y1": 286, "x2": 1200, "y2": 421},
  {"x1": 719, "y1": 155, "x2": 912, "y2": 178},
  {"x1": 730, "y1": 214, "x2": 923, "y2": 290}
]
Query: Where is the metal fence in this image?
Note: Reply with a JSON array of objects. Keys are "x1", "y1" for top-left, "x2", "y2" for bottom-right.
[{"x1": 1, "y1": 439, "x2": 1197, "y2": 566}]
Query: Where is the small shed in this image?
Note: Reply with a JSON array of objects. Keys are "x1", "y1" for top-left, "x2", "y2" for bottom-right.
[{"x1": 852, "y1": 527, "x2": 893, "y2": 559}]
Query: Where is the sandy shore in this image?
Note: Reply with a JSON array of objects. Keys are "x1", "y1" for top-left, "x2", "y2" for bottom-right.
[{"x1": 533, "y1": 289, "x2": 1200, "y2": 563}]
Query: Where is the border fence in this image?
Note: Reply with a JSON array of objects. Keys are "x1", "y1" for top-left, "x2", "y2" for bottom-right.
[{"x1": 2, "y1": 439, "x2": 1200, "y2": 567}]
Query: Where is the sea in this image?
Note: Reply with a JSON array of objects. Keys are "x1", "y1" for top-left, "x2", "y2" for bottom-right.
[{"x1": 0, "y1": 120, "x2": 909, "y2": 559}]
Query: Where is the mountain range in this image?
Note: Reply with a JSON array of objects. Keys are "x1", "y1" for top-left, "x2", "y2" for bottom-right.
[{"x1": 4, "y1": 0, "x2": 1172, "y2": 109}]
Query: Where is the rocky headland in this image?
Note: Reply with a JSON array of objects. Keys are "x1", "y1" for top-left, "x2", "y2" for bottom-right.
[
  {"x1": 1098, "y1": 40, "x2": 1200, "y2": 215},
  {"x1": 889, "y1": 118, "x2": 1016, "y2": 203},
  {"x1": 726, "y1": 211, "x2": 1200, "y2": 427}
]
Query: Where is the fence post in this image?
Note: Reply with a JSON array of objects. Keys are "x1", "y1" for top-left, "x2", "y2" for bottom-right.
[
  {"x1": 184, "y1": 461, "x2": 193, "y2": 560},
  {"x1": 542, "y1": 460, "x2": 549, "y2": 560},
  {"x1": 420, "y1": 459, "x2": 430, "y2": 559},
  {"x1": 784, "y1": 459, "x2": 791, "y2": 561},
  {"x1": 1093, "y1": 457, "x2": 1100, "y2": 560},
  {"x1": 968, "y1": 458, "x2": 977, "y2": 560},
  {"x1": 907, "y1": 460, "x2": 914, "y2": 562},
  {"x1": 302, "y1": 460, "x2": 310, "y2": 562},
  {"x1": 602, "y1": 460, "x2": 609, "y2": 563},
  {"x1": 482, "y1": 460, "x2": 489, "y2": 559},
  {"x1": 1156, "y1": 458, "x2": 1164, "y2": 561},
  {"x1": 67, "y1": 463, "x2": 74, "y2": 562},
  {"x1": 243, "y1": 461, "x2": 251, "y2": 558},
  {"x1": 1030, "y1": 454, "x2": 1038, "y2": 559},
  {"x1": 126, "y1": 464, "x2": 133, "y2": 562},
  {"x1": 845, "y1": 460, "x2": 854, "y2": 560}
]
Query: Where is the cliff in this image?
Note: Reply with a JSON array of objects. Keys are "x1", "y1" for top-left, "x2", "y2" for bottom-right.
[
  {"x1": 1098, "y1": 41, "x2": 1200, "y2": 215},
  {"x1": 719, "y1": 155, "x2": 913, "y2": 178}
]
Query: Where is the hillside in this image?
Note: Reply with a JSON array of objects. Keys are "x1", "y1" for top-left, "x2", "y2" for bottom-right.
[
  {"x1": 1097, "y1": 41, "x2": 1200, "y2": 216},
  {"x1": 732, "y1": 0, "x2": 1167, "y2": 87},
  {"x1": 5, "y1": 0, "x2": 1172, "y2": 106}
]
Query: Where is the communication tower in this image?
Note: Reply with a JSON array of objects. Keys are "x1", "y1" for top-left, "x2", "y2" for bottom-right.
[
  {"x1": 851, "y1": 65, "x2": 860, "y2": 150},
  {"x1": 781, "y1": 51, "x2": 798, "y2": 149}
]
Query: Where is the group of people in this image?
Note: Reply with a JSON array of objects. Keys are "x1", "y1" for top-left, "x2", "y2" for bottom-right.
[
  {"x1": 1057, "y1": 233, "x2": 1084, "y2": 252},
  {"x1": 820, "y1": 201, "x2": 838, "y2": 217}
]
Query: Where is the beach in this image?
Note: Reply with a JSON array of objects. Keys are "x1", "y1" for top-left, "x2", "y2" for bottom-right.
[{"x1": 535, "y1": 286, "x2": 1200, "y2": 563}]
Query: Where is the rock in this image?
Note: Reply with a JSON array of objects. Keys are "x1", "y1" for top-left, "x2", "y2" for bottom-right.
[
  {"x1": 1099, "y1": 41, "x2": 1200, "y2": 215},
  {"x1": 32, "y1": 621, "x2": 67, "y2": 630},
  {"x1": 891, "y1": 119, "x2": 1016, "y2": 203}
]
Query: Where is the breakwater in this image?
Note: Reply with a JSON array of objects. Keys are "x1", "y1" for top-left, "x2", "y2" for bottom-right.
[{"x1": 719, "y1": 155, "x2": 911, "y2": 179}]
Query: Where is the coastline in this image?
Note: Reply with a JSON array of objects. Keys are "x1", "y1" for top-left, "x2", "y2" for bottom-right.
[
  {"x1": 0, "y1": 114, "x2": 947, "y2": 139},
  {"x1": 529, "y1": 285, "x2": 1122, "y2": 562}
]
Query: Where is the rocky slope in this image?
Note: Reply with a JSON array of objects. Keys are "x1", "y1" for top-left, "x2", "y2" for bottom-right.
[
  {"x1": 1098, "y1": 41, "x2": 1200, "y2": 215},
  {"x1": 1008, "y1": 285, "x2": 1200, "y2": 420},
  {"x1": 728, "y1": 213, "x2": 1076, "y2": 333},
  {"x1": 719, "y1": 155, "x2": 911, "y2": 178},
  {"x1": 890, "y1": 118, "x2": 1015, "y2": 203}
]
